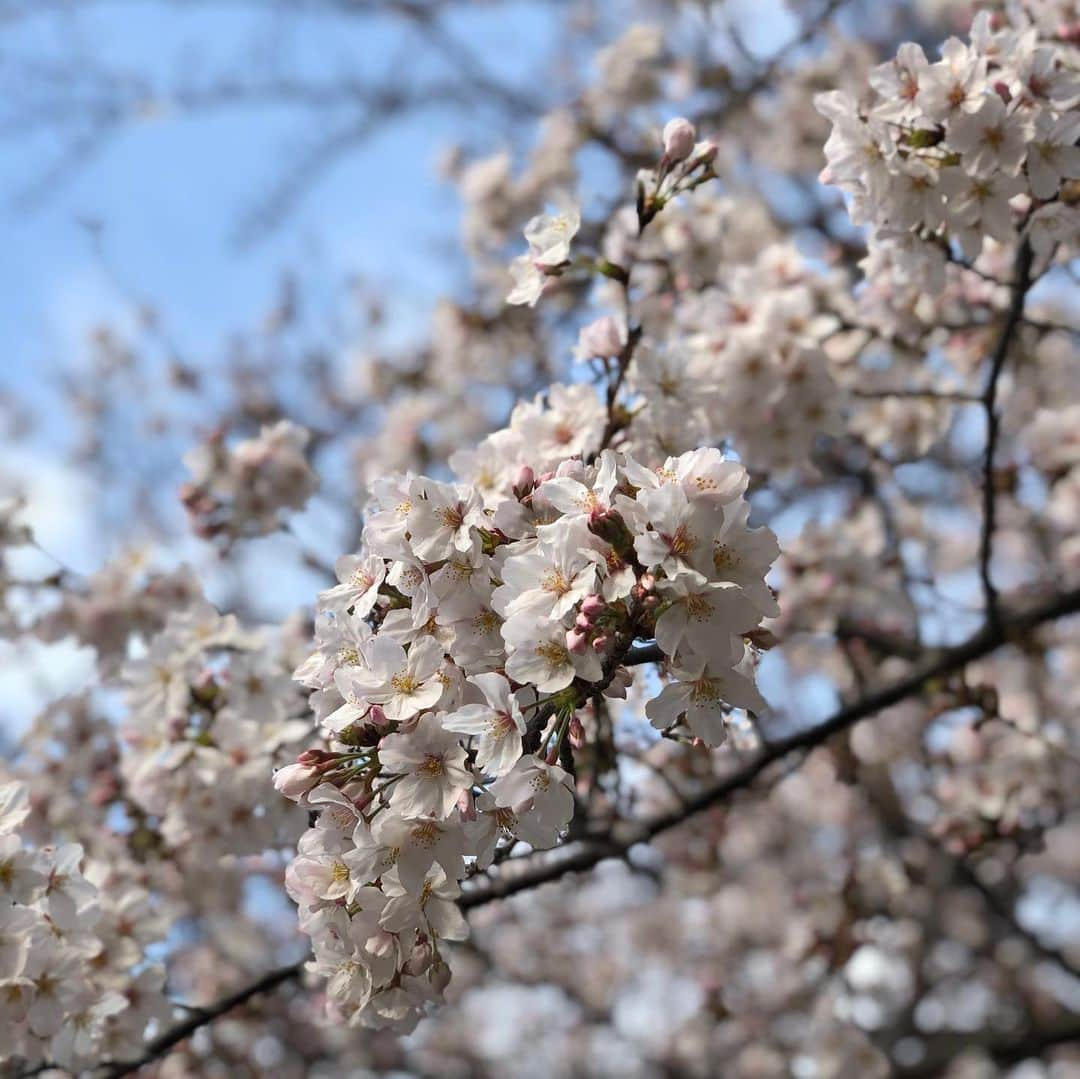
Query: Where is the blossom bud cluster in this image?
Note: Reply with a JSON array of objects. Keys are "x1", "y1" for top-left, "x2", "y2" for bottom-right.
[
  {"x1": 816, "y1": 11, "x2": 1080, "y2": 270},
  {"x1": 637, "y1": 117, "x2": 718, "y2": 232},
  {"x1": 181, "y1": 419, "x2": 318, "y2": 543},
  {"x1": 120, "y1": 596, "x2": 310, "y2": 855},
  {"x1": 0, "y1": 782, "x2": 169, "y2": 1072},
  {"x1": 284, "y1": 444, "x2": 778, "y2": 1029}
]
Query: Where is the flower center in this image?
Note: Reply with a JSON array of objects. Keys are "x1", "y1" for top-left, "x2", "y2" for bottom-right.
[
  {"x1": 713, "y1": 544, "x2": 738, "y2": 573},
  {"x1": 542, "y1": 569, "x2": 571, "y2": 596},
  {"x1": 446, "y1": 558, "x2": 474, "y2": 581},
  {"x1": 536, "y1": 641, "x2": 569, "y2": 668},
  {"x1": 686, "y1": 593, "x2": 712, "y2": 620},
  {"x1": 438, "y1": 504, "x2": 466, "y2": 529},
  {"x1": 691, "y1": 679, "x2": 720, "y2": 705},
  {"x1": 391, "y1": 672, "x2": 420, "y2": 695},
  {"x1": 667, "y1": 524, "x2": 698, "y2": 557},
  {"x1": 410, "y1": 821, "x2": 438, "y2": 848},
  {"x1": 530, "y1": 771, "x2": 551, "y2": 792},
  {"x1": 418, "y1": 754, "x2": 446, "y2": 778},
  {"x1": 487, "y1": 712, "x2": 516, "y2": 741}
]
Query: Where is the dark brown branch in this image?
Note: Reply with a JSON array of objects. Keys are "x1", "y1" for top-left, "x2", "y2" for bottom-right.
[
  {"x1": 979, "y1": 239, "x2": 1034, "y2": 631},
  {"x1": 897, "y1": 1016, "x2": 1080, "y2": 1077},
  {"x1": 92, "y1": 961, "x2": 307, "y2": 1079}
]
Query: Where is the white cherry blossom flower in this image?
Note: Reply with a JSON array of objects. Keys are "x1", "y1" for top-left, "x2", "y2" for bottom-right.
[
  {"x1": 379, "y1": 865, "x2": 469, "y2": 941},
  {"x1": 655, "y1": 574, "x2": 761, "y2": 664},
  {"x1": 493, "y1": 519, "x2": 600, "y2": 627},
  {"x1": 632, "y1": 482, "x2": 719, "y2": 577},
  {"x1": 522, "y1": 200, "x2": 580, "y2": 267},
  {"x1": 1027, "y1": 111, "x2": 1080, "y2": 200},
  {"x1": 490, "y1": 756, "x2": 575, "y2": 849},
  {"x1": 946, "y1": 94, "x2": 1031, "y2": 176},
  {"x1": 441, "y1": 673, "x2": 526, "y2": 777},
  {"x1": 319, "y1": 553, "x2": 386, "y2": 617},
  {"x1": 916, "y1": 38, "x2": 986, "y2": 122},
  {"x1": 406, "y1": 477, "x2": 486, "y2": 561},
  {"x1": 344, "y1": 637, "x2": 445, "y2": 722},
  {"x1": 646, "y1": 645, "x2": 766, "y2": 745},
  {"x1": 378, "y1": 713, "x2": 471, "y2": 819},
  {"x1": 363, "y1": 813, "x2": 467, "y2": 894},
  {"x1": 503, "y1": 617, "x2": 602, "y2": 692},
  {"x1": 706, "y1": 500, "x2": 781, "y2": 617},
  {"x1": 868, "y1": 42, "x2": 929, "y2": 122},
  {"x1": 506, "y1": 254, "x2": 549, "y2": 307}
]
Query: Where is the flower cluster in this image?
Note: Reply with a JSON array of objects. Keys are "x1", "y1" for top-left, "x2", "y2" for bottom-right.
[
  {"x1": 181, "y1": 419, "x2": 318, "y2": 542},
  {"x1": 283, "y1": 443, "x2": 778, "y2": 1029},
  {"x1": 0, "y1": 781, "x2": 170, "y2": 1073},
  {"x1": 618, "y1": 240, "x2": 846, "y2": 471},
  {"x1": 121, "y1": 593, "x2": 309, "y2": 855},
  {"x1": 816, "y1": 12, "x2": 1080, "y2": 271}
]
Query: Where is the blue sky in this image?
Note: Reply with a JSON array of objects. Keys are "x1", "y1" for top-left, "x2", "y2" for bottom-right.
[
  {"x1": 0, "y1": 2, "x2": 571, "y2": 391},
  {"x1": 0, "y1": 0, "x2": 802, "y2": 388}
]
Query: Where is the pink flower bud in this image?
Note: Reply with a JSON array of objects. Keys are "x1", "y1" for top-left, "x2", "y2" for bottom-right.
[
  {"x1": 406, "y1": 940, "x2": 434, "y2": 975},
  {"x1": 662, "y1": 117, "x2": 696, "y2": 163},
  {"x1": 273, "y1": 763, "x2": 319, "y2": 801},
  {"x1": 349, "y1": 788, "x2": 375, "y2": 812},
  {"x1": 695, "y1": 139, "x2": 718, "y2": 164},
  {"x1": 575, "y1": 611, "x2": 593, "y2": 632},
  {"x1": 581, "y1": 594, "x2": 606, "y2": 619},
  {"x1": 513, "y1": 464, "x2": 536, "y2": 498},
  {"x1": 297, "y1": 748, "x2": 335, "y2": 767},
  {"x1": 576, "y1": 316, "x2": 625, "y2": 360},
  {"x1": 566, "y1": 628, "x2": 588, "y2": 654},
  {"x1": 367, "y1": 705, "x2": 389, "y2": 729},
  {"x1": 568, "y1": 716, "x2": 586, "y2": 748}
]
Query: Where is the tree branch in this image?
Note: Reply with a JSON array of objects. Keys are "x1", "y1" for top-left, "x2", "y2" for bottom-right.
[
  {"x1": 979, "y1": 239, "x2": 1034, "y2": 631},
  {"x1": 92, "y1": 962, "x2": 307, "y2": 1079}
]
